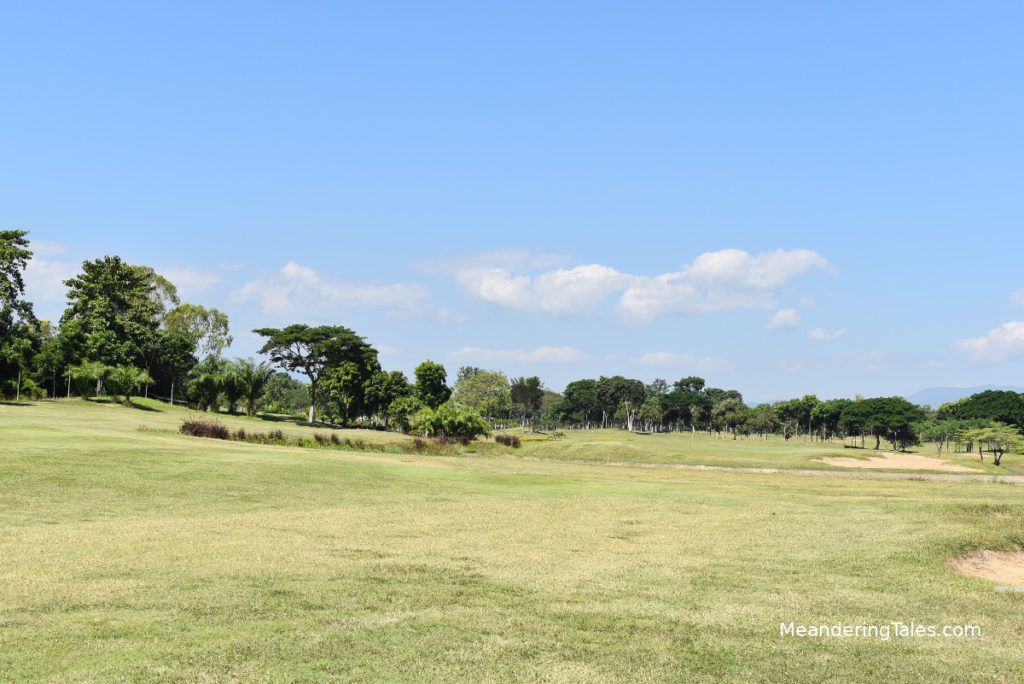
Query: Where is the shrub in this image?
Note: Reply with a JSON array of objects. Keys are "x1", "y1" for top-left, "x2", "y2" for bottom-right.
[
  {"x1": 181, "y1": 418, "x2": 230, "y2": 440},
  {"x1": 234, "y1": 428, "x2": 247, "y2": 441},
  {"x1": 330, "y1": 433, "x2": 340, "y2": 445},
  {"x1": 314, "y1": 433, "x2": 327, "y2": 445},
  {"x1": 495, "y1": 435, "x2": 520, "y2": 448}
]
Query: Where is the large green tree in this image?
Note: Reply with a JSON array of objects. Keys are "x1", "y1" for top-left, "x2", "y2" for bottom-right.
[
  {"x1": 453, "y1": 367, "x2": 511, "y2": 419},
  {"x1": 60, "y1": 256, "x2": 161, "y2": 367},
  {"x1": 0, "y1": 230, "x2": 38, "y2": 395},
  {"x1": 414, "y1": 360, "x2": 452, "y2": 410},
  {"x1": 163, "y1": 303, "x2": 232, "y2": 357},
  {"x1": 254, "y1": 324, "x2": 378, "y2": 424}
]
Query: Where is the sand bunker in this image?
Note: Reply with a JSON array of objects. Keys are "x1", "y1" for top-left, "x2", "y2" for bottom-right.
[
  {"x1": 951, "y1": 550, "x2": 1024, "y2": 585},
  {"x1": 817, "y1": 452, "x2": 982, "y2": 472}
]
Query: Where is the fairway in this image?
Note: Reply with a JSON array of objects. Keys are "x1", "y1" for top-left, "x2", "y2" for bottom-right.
[{"x1": 2, "y1": 400, "x2": 1023, "y2": 681}]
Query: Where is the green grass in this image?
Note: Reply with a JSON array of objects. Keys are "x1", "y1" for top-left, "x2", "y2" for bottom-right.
[
  {"x1": 498, "y1": 427, "x2": 1024, "y2": 476},
  {"x1": 2, "y1": 400, "x2": 1023, "y2": 681}
]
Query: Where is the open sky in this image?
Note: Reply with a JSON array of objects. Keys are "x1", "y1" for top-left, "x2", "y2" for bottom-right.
[{"x1": 4, "y1": 1, "x2": 1023, "y2": 402}]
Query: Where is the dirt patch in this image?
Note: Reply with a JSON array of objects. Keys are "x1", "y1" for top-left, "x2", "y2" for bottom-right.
[
  {"x1": 817, "y1": 452, "x2": 982, "y2": 472},
  {"x1": 951, "y1": 550, "x2": 1024, "y2": 585}
]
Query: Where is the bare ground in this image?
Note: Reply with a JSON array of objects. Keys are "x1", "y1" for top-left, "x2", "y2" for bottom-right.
[
  {"x1": 817, "y1": 452, "x2": 983, "y2": 473},
  {"x1": 951, "y1": 550, "x2": 1024, "y2": 585}
]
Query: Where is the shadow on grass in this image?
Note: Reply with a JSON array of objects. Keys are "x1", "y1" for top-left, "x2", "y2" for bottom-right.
[{"x1": 0, "y1": 401, "x2": 32, "y2": 407}]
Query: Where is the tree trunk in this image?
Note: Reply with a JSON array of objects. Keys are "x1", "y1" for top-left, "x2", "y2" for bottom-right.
[
  {"x1": 16, "y1": 367, "x2": 22, "y2": 401},
  {"x1": 170, "y1": 381, "x2": 175, "y2": 405}
]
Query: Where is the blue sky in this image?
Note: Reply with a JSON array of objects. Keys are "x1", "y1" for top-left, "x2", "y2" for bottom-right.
[{"x1": 4, "y1": 1, "x2": 1023, "y2": 402}]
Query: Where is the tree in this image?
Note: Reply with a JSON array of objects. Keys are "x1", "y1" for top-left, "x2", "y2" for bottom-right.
[
  {"x1": 133, "y1": 265, "x2": 180, "y2": 317},
  {"x1": 233, "y1": 358, "x2": 274, "y2": 417},
  {"x1": 63, "y1": 361, "x2": 108, "y2": 399},
  {"x1": 364, "y1": 370, "x2": 411, "y2": 426},
  {"x1": 219, "y1": 362, "x2": 245, "y2": 414},
  {"x1": 839, "y1": 397, "x2": 926, "y2": 451},
  {"x1": 453, "y1": 367, "x2": 511, "y2": 419},
  {"x1": 956, "y1": 390, "x2": 1024, "y2": 429},
  {"x1": 414, "y1": 360, "x2": 451, "y2": 409},
  {"x1": 105, "y1": 365, "x2": 153, "y2": 405},
  {"x1": 561, "y1": 379, "x2": 600, "y2": 427},
  {"x1": 966, "y1": 422, "x2": 1024, "y2": 466},
  {"x1": 187, "y1": 356, "x2": 232, "y2": 411},
  {"x1": 150, "y1": 329, "x2": 198, "y2": 404},
  {"x1": 260, "y1": 372, "x2": 310, "y2": 416},
  {"x1": 0, "y1": 230, "x2": 37, "y2": 395},
  {"x1": 163, "y1": 303, "x2": 232, "y2": 357},
  {"x1": 510, "y1": 376, "x2": 544, "y2": 429},
  {"x1": 388, "y1": 395, "x2": 424, "y2": 432},
  {"x1": 0, "y1": 230, "x2": 35, "y2": 327},
  {"x1": 638, "y1": 399, "x2": 664, "y2": 432},
  {"x1": 254, "y1": 324, "x2": 378, "y2": 424},
  {"x1": 61, "y1": 256, "x2": 160, "y2": 367}
]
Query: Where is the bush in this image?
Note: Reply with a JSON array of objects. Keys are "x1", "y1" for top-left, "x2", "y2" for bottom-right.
[
  {"x1": 181, "y1": 418, "x2": 230, "y2": 440},
  {"x1": 495, "y1": 435, "x2": 521, "y2": 448},
  {"x1": 411, "y1": 401, "x2": 490, "y2": 440}
]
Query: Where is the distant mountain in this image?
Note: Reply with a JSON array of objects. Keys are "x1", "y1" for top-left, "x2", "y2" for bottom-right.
[{"x1": 906, "y1": 385, "x2": 1024, "y2": 408}]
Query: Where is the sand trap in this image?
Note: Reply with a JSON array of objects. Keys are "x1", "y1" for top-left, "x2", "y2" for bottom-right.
[
  {"x1": 952, "y1": 550, "x2": 1024, "y2": 585},
  {"x1": 817, "y1": 452, "x2": 982, "y2": 472}
]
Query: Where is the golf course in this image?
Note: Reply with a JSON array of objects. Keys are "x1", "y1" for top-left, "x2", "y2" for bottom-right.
[{"x1": 2, "y1": 398, "x2": 1022, "y2": 681}]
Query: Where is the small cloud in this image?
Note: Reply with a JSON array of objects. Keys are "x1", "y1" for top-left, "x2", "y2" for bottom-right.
[
  {"x1": 954, "y1": 321, "x2": 1024, "y2": 363},
  {"x1": 808, "y1": 327, "x2": 847, "y2": 341},
  {"x1": 233, "y1": 261, "x2": 429, "y2": 317},
  {"x1": 800, "y1": 296, "x2": 815, "y2": 309},
  {"x1": 29, "y1": 240, "x2": 70, "y2": 257},
  {"x1": 159, "y1": 265, "x2": 226, "y2": 299},
  {"x1": 1011, "y1": 290, "x2": 1024, "y2": 307},
  {"x1": 451, "y1": 345, "x2": 589, "y2": 364},
  {"x1": 766, "y1": 308, "x2": 800, "y2": 331},
  {"x1": 22, "y1": 257, "x2": 78, "y2": 303},
  {"x1": 635, "y1": 351, "x2": 680, "y2": 365}
]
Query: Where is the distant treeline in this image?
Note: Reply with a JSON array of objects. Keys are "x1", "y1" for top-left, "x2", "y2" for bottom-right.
[{"x1": 2, "y1": 230, "x2": 1022, "y2": 456}]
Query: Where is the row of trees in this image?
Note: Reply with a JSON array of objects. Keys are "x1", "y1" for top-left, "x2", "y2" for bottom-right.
[{"x1": 4, "y1": 231, "x2": 1024, "y2": 453}]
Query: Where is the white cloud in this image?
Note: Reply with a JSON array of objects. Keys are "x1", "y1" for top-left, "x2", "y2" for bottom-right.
[
  {"x1": 448, "y1": 248, "x2": 831, "y2": 324},
  {"x1": 635, "y1": 351, "x2": 681, "y2": 365},
  {"x1": 800, "y1": 296, "x2": 815, "y2": 309},
  {"x1": 766, "y1": 308, "x2": 800, "y2": 331},
  {"x1": 954, "y1": 321, "x2": 1024, "y2": 363},
  {"x1": 456, "y1": 263, "x2": 634, "y2": 316},
  {"x1": 1011, "y1": 290, "x2": 1024, "y2": 307},
  {"x1": 22, "y1": 257, "x2": 78, "y2": 304},
  {"x1": 808, "y1": 327, "x2": 847, "y2": 341},
  {"x1": 158, "y1": 265, "x2": 226, "y2": 299},
  {"x1": 29, "y1": 240, "x2": 70, "y2": 257},
  {"x1": 451, "y1": 345, "x2": 589, "y2": 363},
  {"x1": 233, "y1": 261, "x2": 429, "y2": 316}
]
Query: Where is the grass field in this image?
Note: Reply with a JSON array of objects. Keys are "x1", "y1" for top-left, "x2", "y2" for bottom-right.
[{"x1": 2, "y1": 399, "x2": 1024, "y2": 681}]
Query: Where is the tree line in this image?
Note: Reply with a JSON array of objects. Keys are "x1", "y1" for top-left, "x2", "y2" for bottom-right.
[{"x1": 2, "y1": 230, "x2": 1023, "y2": 456}]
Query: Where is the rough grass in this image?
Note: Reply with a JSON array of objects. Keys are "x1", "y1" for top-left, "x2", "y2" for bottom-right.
[
  {"x1": 1, "y1": 400, "x2": 1023, "y2": 681},
  {"x1": 496, "y1": 427, "x2": 1024, "y2": 475}
]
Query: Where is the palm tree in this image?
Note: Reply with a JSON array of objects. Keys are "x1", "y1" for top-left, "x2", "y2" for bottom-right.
[
  {"x1": 106, "y1": 365, "x2": 154, "y2": 406},
  {"x1": 188, "y1": 356, "x2": 229, "y2": 412},
  {"x1": 234, "y1": 358, "x2": 274, "y2": 417},
  {"x1": 63, "y1": 361, "x2": 109, "y2": 399}
]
